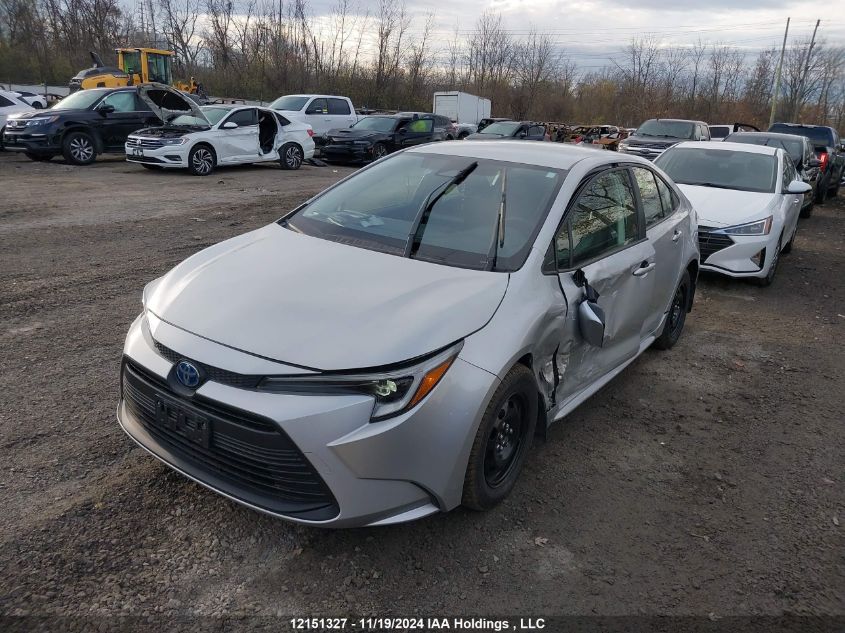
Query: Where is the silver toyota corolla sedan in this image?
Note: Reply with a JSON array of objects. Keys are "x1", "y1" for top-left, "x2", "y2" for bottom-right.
[{"x1": 118, "y1": 141, "x2": 700, "y2": 527}]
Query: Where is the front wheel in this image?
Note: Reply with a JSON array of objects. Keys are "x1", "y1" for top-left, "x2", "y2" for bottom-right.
[
  {"x1": 280, "y1": 143, "x2": 303, "y2": 170},
  {"x1": 371, "y1": 143, "x2": 388, "y2": 160},
  {"x1": 188, "y1": 145, "x2": 215, "y2": 176},
  {"x1": 653, "y1": 270, "x2": 691, "y2": 350},
  {"x1": 62, "y1": 131, "x2": 96, "y2": 165},
  {"x1": 462, "y1": 365, "x2": 537, "y2": 511},
  {"x1": 756, "y1": 235, "x2": 782, "y2": 287}
]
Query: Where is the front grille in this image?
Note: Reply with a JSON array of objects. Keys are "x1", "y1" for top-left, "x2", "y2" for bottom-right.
[
  {"x1": 122, "y1": 360, "x2": 338, "y2": 519},
  {"x1": 698, "y1": 226, "x2": 734, "y2": 262},
  {"x1": 152, "y1": 339, "x2": 262, "y2": 389},
  {"x1": 126, "y1": 137, "x2": 164, "y2": 149},
  {"x1": 126, "y1": 155, "x2": 164, "y2": 164}
]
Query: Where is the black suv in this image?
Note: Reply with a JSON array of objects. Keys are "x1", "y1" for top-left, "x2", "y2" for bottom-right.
[
  {"x1": 2, "y1": 87, "x2": 160, "y2": 165},
  {"x1": 618, "y1": 118, "x2": 710, "y2": 160},
  {"x1": 322, "y1": 113, "x2": 446, "y2": 162},
  {"x1": 725, "y1": 131, "x2": 821, "y2": 217},
  {"x1": 465, "y1": 120, "x2": 546, "y2": 140},
  {"x1": 767, "y1": 123, "x2": 844, "y2": 202}
]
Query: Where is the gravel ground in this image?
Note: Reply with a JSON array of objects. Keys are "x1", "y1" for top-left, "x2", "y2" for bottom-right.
[{"x1": 0, "y1": 151, "x2": 842, "y2": 628}]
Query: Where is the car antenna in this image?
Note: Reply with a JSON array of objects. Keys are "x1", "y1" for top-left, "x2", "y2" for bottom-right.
[
  {"x1": 404, "y1": 161, "x2": 479, "y2": 258},
  {"x1": 486, "y1": 168, "x2": 507, "y2": 271}
]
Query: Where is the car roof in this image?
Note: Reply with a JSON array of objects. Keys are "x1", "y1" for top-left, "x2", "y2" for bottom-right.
[
  {"x1": 644, "y1": 118, "x2": 707, "y2": 124},
  {"x1": 728, "y1": 131, "x2": 807, "y2": 143},
  {"x1": 673, "y1": 140, "x2": 779, "y2": 155},
  {"x1": 407, "y1": 139, "x2": 654, "y2": 170},
  {"x1": 771, "y1": 122, "x2": 831, "y2": 130}
]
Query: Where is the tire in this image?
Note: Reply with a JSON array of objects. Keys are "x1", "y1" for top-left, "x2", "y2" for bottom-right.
[
  {"x1": 782, "y1": 226, "x2": 796, "y2": 254},
  {"x1": 462, "y1": 364, "x2": 538, "y2": 511},
  {"x1": 188, "y1": 144, "x2": 215, "y2": 176},
  {"x1": 279, "y1": 143, "x2": 304, "y2": 170},
  {"x1": 62, "y1": 131, "x2": 96, "y2": 165},
  {"x1": 25, "y1": 152, "x2": 53, "y2": 162},
  {"x1": 458, "y1": 132, "x2": 470, "y2": 140},
  {"x1": 756, "y1": 235, "x2": 782, "y2": 287},
  {"x1": 371, "y1": 143, "x2": 388, "y2": 161},
  {"x1": 815, "y1": 177, "x2": 828, "y2": 204},
  {"x1": 830, "y1": 173, "x2": 841, "y2": 197},
  {"x1": 653, "y1": 270, "x2": 691, "y2": 351}
]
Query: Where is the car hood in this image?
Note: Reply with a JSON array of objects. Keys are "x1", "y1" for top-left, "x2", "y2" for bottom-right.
[
  {"x1": 678, "y1": 185, "x2": 779, "y2": 228},
  {"x1": 145, "y1": 224, "x2": 509, "y2": 371},
  {"x1": 326, "y1": 128, "x2": 387, "y2": 142},
  {"x1": 138, "y1": 83, "x2": 207, "y2": 124},
  {"x1": 131, "y1": 126, "x2": 208, "y2": 138},
  {"x1": 625, "y1": 135, "x2": 690, "y2": 148}
]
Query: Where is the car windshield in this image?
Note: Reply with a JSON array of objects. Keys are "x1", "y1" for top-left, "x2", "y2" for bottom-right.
[
  {"x1": 655, "y1": 147, "x2": 777, "y2": 194},
  {"x1": 479, "y1": 121, "x2": 520, "y2": 136},
  {"x1": 52, "y1": 90, "x2": 107, "y2": 110},
  {"x1": 769, "y1": 124, "x2": 833, "y2": 147},
  {"x1": 637, "y1": 120, "x2": 695, "y2": 139},
  {"x1": 728, "y1": 135, "x2": 804, "y2": 163},
  {"x1": 352, "y1": 117, "x2": 398, "y2": 132},
  {"x1": 200, "y1": 107, "x2": 231, "y2": 126},
  {"x1": 170, "y1": 113, "x2": 209, "y2": 127},
  {"x1": 269, "y1": 96, "x2": 310, "y2": 111},
  {"x1": 282, "y1": 153, "x2": 566, "y2": 271}
]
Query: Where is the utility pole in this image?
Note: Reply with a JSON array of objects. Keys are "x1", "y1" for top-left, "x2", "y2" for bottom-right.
[
  {"x1": 769, "y1": 17, "x2": 790, "y2": 128},
  {"x1": 793, "y1": 19, "x2": 821, "y2": 120}
]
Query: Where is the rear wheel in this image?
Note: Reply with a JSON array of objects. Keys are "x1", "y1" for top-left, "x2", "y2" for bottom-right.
[
  {"x1": 62, "y1": 131, "x2": 96, "y2": 165},
  {"x1": 815, "y1": 177, "x2": 828, "y2": 204},
  {"x1": 462, "y1": 365, "x2": 537, "y2": 511},
  {"x1": 188, "y1": 144, "x2": 215, "y2": 176},
  {"x1": 280, "y1": 143, "x2": 303, "y2": 170},
  {"x1": 653, "y1": 270, "x2": 691, "y2": 350},
  {"x1": 800, "y1": 199, "x2": 814, "y2": 218},
  {"x1": 830, "y1": 174, "x2": 840, "y2": 197}
]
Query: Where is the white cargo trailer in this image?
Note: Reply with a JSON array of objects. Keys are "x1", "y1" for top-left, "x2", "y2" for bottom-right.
[{"x1": 433, "y1": 91, "x2": 491, "y2": 126}]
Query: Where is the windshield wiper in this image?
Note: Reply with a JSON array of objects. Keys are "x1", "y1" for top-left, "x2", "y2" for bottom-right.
[
  {"x1": 486, "y1": 169, "x2": 507, "y2": 271},
  {"x1": 404, "y1": 161, "x2": 479, "y2": 258},
  {"x1": 683, "y1": 181, "x2": 734, "y2": 189}
]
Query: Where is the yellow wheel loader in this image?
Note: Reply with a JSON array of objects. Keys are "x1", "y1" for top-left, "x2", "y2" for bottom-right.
[{"x1": 68, "y1": 49, "x2": 204, "y2": 97}]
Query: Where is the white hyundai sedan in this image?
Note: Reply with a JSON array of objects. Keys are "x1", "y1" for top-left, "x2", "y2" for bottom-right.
[
  {"x1": 126, "y1": 84, "x2": 315, "y2": 175},
  {"x1": 655, "y1": 141, "x2": 810, "y2": 286}
]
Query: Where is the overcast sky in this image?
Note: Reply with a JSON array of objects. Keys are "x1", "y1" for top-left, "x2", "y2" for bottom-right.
[{"x1": 299, "y1": 0, "x2": 845, "y2": 70}]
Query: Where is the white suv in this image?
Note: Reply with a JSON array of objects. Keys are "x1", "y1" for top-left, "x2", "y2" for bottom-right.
[{"x1": 269, "y1": 94, "x2": 357, "y2": 135}]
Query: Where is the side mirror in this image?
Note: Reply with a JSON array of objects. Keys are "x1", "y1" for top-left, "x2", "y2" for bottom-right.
[
  {"x1": 96, "y1": 104, "x2": 115, "y2": 115},
  {"x1": 398, "y1": 128, "x2": 407, "y2": 134},
  {"x1": 578, "y1": 300, "x2": 606, "y2": 348},
  {"x1": 518, "y1": 132, "x2": 527, "y2": 139},
  {"x1": 808, "y1": 157, "x2": 821, "y2": 168},
  {"x1": 787, "y1": 180, "x2": 812, "y2": 194},
  {"x1": 222, "y1": 121, "x2": 238, "y2": 129}
]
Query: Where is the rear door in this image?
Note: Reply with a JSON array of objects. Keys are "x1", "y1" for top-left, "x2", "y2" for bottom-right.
[
  {"x1": 219, "y1": 108, "x2": 259, "y2": 162},
  {"x1": 630, "y1": 165, "x2": 688, "y2": 336},
  {"x1": 553, "y1": 168, "x2": 656, "y2": 402},
  {"x1": 397, "y1": 117, "x2": 435, "y2": 147},
  {"x1": 326, "y1": 98, "x2": 355, "y2": 131}
]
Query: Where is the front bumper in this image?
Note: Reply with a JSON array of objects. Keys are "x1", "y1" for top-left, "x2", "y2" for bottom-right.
[
  {"x1": 2, "y1": 130, "x2": 60, "y2": 153},
  {"x1": 698, "y1": 226, "x2": 774, "y2": 278},
  {"x1": 125, "y1": 143, "x2": 189, "y2": 168},
  {"x1": 322, "y1": 143, "x2": 373, "y2": 162},
  {"x1": 118, "y1": 312, "x2": 499, "y2": 527}
]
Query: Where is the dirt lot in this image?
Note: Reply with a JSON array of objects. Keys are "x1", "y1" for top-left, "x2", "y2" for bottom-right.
[{"x1": 0, "y1": 151, "x2": 842, "y2": 626}]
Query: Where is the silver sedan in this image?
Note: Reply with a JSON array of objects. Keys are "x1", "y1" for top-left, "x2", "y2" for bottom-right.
[{"x1": 118, "y1": 141, "x2": 700, "y2": 527}]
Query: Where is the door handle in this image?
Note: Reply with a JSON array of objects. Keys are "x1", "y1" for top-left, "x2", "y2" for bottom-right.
[
  {"x1": 632, "y1": 261, "x2": 656, "y2": 277},
  {"x1": 672, "y1": 229, "x2": 683, "y2": 242}
]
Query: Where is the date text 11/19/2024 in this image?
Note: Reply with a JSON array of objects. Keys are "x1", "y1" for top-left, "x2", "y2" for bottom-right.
[{"x1": 290, "y1": 617, "x2": 547, "y2": 630}]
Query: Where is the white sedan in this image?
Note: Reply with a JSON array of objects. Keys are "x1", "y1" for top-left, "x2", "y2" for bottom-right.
[
  {"x1": 126, "y1": 84, "x2": 315, "y2": 175},
  {"x1": 0, "y1": 90, "x2": 34, "y2": 145},
  {"x1": 13, "y1": 91, "x2": 48, "y2": 109},
  {"x1": 655, "y1": 141, "x2": 810, "y2": 287}
]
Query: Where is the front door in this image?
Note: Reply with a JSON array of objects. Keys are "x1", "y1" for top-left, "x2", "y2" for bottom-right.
[
  {"x1": 397, "y1": 118, "x2": 435, "y2": 148},
  {"x1": 96, "y1": 91, "x2": 148, "y2": 149},
  {"x1": 552, "y1": 168, "x2": 655, "y2": 404},
  {"x1": 631, "y1": 166, "x2": 688, "y2": 336},
  {"x1": 304, "y1": 98, "x2": 331, "y2": 135},
  {"x1": 219, "y1": 108, "x2": 259, "y2": 162}
]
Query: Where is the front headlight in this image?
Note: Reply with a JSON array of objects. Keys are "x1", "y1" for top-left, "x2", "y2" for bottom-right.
[
  {"x1": 720, "y1": 216, "x2": 773, "y2": 236},
  {"x1": 618, "y1": 141, "x2": 630, "y2": 151},
  {"x1": 26, "y1": 116, "x2": 59, "y2": 127},
  {"x1": 258, "y1": 341, "x2": 463, "y2": 421},
  {"x1": 159, "y1": 137, "x2": 188, "y2": 146}
]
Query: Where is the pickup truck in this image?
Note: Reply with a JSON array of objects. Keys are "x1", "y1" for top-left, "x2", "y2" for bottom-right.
[
  {"x1": 768, "y1": 123, "x2": 844, "y2": 202},
  {"x1": 268, "y1": 94, "x2": 357, "y2": 136}
]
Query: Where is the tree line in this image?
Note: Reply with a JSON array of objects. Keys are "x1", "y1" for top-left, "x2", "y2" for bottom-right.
[{"x1": 1, "y1": 0, "x2": 843, "y2": 131}]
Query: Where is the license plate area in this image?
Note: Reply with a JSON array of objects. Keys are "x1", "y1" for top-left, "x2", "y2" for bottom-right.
[
  {"x1": 154, "y1": 397, "x2": 211, "y2": 448},
  {"x1": 132, "y1": 147, "x2": 144, "y2": 156}
]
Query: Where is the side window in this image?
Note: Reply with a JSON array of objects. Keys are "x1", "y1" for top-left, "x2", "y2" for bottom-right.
[
  {"x1": 0, "y1": 95, "x2": 14, "y2": 107},
  {"x1": 408, "y1": 118, "x2": 433, "y2": 133},
  {"x1": 134, "y1": 94, "x2": 153, "y2": 112},
  {"x1": 632, "y1": 167, "x2": 664, "y2": 227},
  {"x1": 226, "y1": 108, "x2": 257, "y2": 127},
  {"x1": 558, "y1": 170, "x2": 639, "y2": 269},
  {"x1": 327, "y1": 98, "x2": 350, "y2": 115},
  {"x1": 306, "y1": 98, "x2": 328, "y2": 115},
  {"x1": 101, "y1": 91, "x2": 137, "y2": 112},
  {"x1": 782, "y1": 157, "x2": 796, "y2": 190},
  {"x1": 528, "y1": 125, "x2": 545, "y2": 138},
  {"x1": 275, "y1": 113, "x2": 290, "y2": 126},
  {"x1": 655, "y1": 175, "x2": 678, "y2": 217}
]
